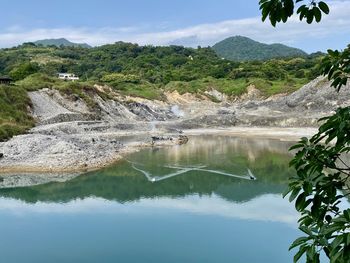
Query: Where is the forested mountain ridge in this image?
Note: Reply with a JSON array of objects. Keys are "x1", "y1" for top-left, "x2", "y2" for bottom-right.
[
  {"x1": 212, "y1": 36, "x2": 308, "y2": 61},
  {"x1": 34, "y1": 38, "x2": 92, "y2": 48},
  {"x1": 0, "y1": 41, "x2": 319, "y2": 86}
]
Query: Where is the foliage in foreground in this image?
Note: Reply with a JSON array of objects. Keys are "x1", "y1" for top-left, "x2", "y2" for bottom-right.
[
  {"x1": 286, "y1": 108, "x2": 350, "y2": 262},
  {"x1": 259, "y1": 1, "x2": 350, "y2": 262},
  {"x1": 294, "y1": 40, "x2": 350, "y2": 263}
]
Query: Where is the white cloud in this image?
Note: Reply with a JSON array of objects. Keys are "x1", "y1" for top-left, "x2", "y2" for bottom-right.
[
  {"x1": 0, "y1": 1, "x2": 349, "y2": 51},
  {"x1": 0, "y1": 194, "x2": 299, "y2": 226}
]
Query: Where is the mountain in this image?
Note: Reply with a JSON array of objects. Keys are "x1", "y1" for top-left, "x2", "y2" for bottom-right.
[
  {"x1": 34, "y1": 38, "x2": 91, "y2": 48},
  {"x1": 212, "y1": 36, "x2": 307, "y2": 61}
]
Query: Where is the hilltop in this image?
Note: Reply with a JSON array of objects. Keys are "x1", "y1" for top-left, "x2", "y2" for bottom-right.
[
  {"x1": 212, "y1": 36, "x2": 307, "y2": 61},
  {"x1": 34, "y1": 38, "x2": 91, "y2": 48}
]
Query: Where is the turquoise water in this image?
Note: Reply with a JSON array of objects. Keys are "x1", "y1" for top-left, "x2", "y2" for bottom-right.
[{"x1": 0, "y1": 135, "x2": 301, "y2": 263}]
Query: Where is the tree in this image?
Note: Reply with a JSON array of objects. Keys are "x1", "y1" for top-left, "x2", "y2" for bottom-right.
[
  {"x1": 9, "y1": 62, "x2": 40, "y2": 81},
  {"x1": 259, "y1": 1, "x2": 350, "y2": 262}
]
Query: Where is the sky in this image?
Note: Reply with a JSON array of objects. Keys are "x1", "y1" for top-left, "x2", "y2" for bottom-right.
[{"x1": 0, "y1": 0, "x2": 349, "y2": 53}]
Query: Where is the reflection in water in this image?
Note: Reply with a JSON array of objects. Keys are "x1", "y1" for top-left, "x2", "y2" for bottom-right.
[
  {"x1": 130, "y1": 162, "x2": 256, "y2": 182},
  {"x1": 0, "y1": 135, "x2": 301, "y2": 263},
  {"x1": 0, "y1": 136, "x2": 295, "y2": 204}
]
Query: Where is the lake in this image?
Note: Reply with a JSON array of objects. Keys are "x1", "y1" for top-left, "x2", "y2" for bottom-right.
[{"x1": 0, "y1": 135, "x2": 301, "y2": 263}]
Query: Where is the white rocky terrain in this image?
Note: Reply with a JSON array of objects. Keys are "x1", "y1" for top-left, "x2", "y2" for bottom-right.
[{"x1": 0, "y1": 76, "x2": 349, "y2": 187}]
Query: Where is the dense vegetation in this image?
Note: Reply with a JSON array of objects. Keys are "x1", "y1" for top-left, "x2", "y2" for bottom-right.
[
  {"x1": 0, "y1": 41, "x2": 321, "y2": 94},
  {"x1": 0, "y1": 85, "x2": 35, "y2": 141},
  {"x1": 0, "y1": 40, "x2": 322, "y2": 141},
  {"x1": 212, "y1": 36, "x2": 308, "y2": 61}
]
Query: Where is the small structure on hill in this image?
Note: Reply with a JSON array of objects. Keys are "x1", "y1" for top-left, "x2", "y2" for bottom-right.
[
  {"x1": 0, "y1": 76, "x2": 13, "y2": 85},
  {"x1": 58, "y1": 73, "x2": 79, "y2": 81}
]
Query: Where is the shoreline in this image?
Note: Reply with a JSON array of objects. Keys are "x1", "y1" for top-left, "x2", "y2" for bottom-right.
[
  {"x1": 184, "y1": 127, "x2": 318, "y2": 141},
  {"x1": 0, "y1": 126, "x2": 317, "y2": 175}
]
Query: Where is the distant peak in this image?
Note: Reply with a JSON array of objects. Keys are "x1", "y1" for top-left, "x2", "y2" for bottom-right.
[
  {"x1": 33, "y1": 38, "x2": 92, "y2": 48},
  {"x1": 212, "y1": 36, "x2": 307, "y2": 61}
]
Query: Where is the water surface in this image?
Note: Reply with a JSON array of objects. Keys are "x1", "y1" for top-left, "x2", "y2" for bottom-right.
[{"x1": 0, "y1": 135, "x2": 300, "y2": 263}]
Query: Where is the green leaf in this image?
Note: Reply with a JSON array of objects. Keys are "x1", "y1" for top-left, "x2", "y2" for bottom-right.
[
  {"x1": 330, "y1": 250, "x2": 342, "y2": 263},
  {"x1": 318, "y1": 1, "x2": 330, "y2": 15},
  {"x1": 289, "y1": 187, "x2": 301, "y2": 202},
  {"x1": 295, "y1": 193, "x2": 306, "y2": 211},
  {"x1": 290, "y1": 144, "x2": 303, "y2": 151},
  {"x1": 283, "y1": 187, "x2": 292, "y2": 198},
  {"x1": 344, "y1": 209, "x2": 350, "y2": 221},
  {"x1": 331, "y1": 235, "x2": 343, "y2": 249},
  {"x1": 289, "y1": 236, "x2": 310, "y2": 250},
  {"x1": 306, "y1": 246, "x2": 316, "y2": 261},
  {"x1": 294, "y1": 245, "x2": 308, "y2": 263},
  {"x1": 299, "y1": 226, "x2": 313, "y2": 236},
  {"x1": 313, "y1": 7, "x2": 322, "y2": 23},
  {"x1": 306, "y1": 10, "x2": 314, "y2": 24},
  {"x1": 323, "y1": 225, "x2": 342, "y2": 235}
]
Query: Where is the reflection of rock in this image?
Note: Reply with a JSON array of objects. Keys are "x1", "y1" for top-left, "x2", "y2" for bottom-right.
[
  {"x1": 151, "y1": 135, "x2": 189, "y2": 146},
  {"x1": 0, "y1": 173, "x2": 80, "y2": 189},
  {"x1": 0, "y1": 165, "x2": 286, "y2": 204},
  {"x1": 178, "y1": 135, "x2": 189, "y2": 145},
  {"x1": 0, "y1": 137, "x2": 292, "y2": 201}
]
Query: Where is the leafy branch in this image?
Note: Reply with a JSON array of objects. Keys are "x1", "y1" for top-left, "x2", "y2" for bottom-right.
[
  {"x1": 259, "y1": 1, "x2": 350, "y2": 262},
  {"x1": 259, "y1": 0, "x2": 329, "y2": 26}
]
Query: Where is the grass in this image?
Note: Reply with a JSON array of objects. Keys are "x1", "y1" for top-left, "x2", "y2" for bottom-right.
[
  {"x1": 17, "y1": 73, "x2": 309, "y2": 103},
  {"x1": 54, "y1": 81, "x2": 99, "y2": 109},
  {"x1": 110, "y1": 81, "x2": 165, "y2": 100},
  {"x1": 165, "y1": 76, "x2": 308, "y2": 99},
  {"x1": 16, "y1": 73, "x2": 58, "y2": 91},
  {"x1": 0, "y1": 85, "x2": 35, "y2": 141},
  {"x1": 165, "y1": 77, "x2": 248, "y2": 98},
  {"x1": 17, "y1": 74, "x2": 104, "y2": 108},
  {"x1": 248, "y1": 77, "x2": 309, "y2": 96}
]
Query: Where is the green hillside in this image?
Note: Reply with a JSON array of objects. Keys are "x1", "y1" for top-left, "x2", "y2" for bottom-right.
[
  {"x1": 0, "y1": 41, "x2": 322, "y2": 141},
  {"x1": 212, "y1": 36, "x2": 307, "y2": 61},
  {"x1": 34, "y1": 38, "x2": 91, "y2": 48}
]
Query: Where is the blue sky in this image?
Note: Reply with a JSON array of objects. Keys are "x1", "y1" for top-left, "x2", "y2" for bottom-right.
[{"x1": 1, "y1": 0, "x2": 349, "y2": 52}]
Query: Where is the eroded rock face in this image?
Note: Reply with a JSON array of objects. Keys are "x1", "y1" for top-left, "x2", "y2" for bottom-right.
[
  {"x1": 26, "y1": 77, "x2": 350, "y2": 130},
  {"x1": 261, "y1": 77, "x2": 350, "y2": 113},
  {"x1": 127, "y1": 102, "x2": 175, "y2": 121},
  {"x1": 239, "y1": 85, "x2": 262, "y2": 101},
  {"x1": 236, "y1": 77, "x2": 350, "y2": 127}
]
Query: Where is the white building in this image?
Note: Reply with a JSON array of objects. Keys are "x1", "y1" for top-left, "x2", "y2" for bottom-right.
[{"x1": 58, "y1": 73, "x2": 79, "y2": 81}]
